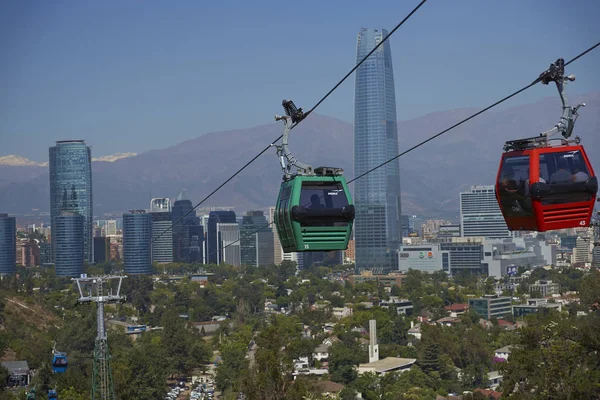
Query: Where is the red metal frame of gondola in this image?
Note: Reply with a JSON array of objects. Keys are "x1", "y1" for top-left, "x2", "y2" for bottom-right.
[
  {"x1": 495, "y1": 58, "x2": 598, "y2": 232},
  {"x1": 496, "y1": 143, "x2": 597, "y2": 232}
]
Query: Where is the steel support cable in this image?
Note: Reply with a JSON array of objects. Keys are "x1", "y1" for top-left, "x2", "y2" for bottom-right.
[
  {"x1": 207, "y1": 40, "x2": 600, "y2": 266},
  {"x1": 127, "y1": 41, "x2": 600, "y2": 297},
  {"x1": 348, "y1": 40, "x2": 600, "y2": 184},
  {"x1": 125, "y1": 0, "x2": 429, "y2": 265}
]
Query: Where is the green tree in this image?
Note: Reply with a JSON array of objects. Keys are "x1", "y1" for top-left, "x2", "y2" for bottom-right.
[
  {"x1": 241, "y1": 315, "x2": 303, "y2": 400},
  {"x1": 328, "y1": 335, "x2": 365, "y2": 384},
  {"x1": 59, "y1": 386, "x2": 87, "y2": 400},
  {"x1": 216, "y1": 341, "x2": 249, "y2": 392},
  {"x1": 113, "y1": 342, "x2": 168, "y2": 399},
  {"x1": 0, "y1": 366, "x2": 9, "y2": 392},
  {"x1": 500, "y1": 312, "x2": 600, "y2": 399}
]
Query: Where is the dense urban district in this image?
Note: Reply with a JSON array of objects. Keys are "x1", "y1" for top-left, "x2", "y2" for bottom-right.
[
  {"x1": 2, "y1": 19, "x2": 600, "y2": 400},
  {"x1": 0, "y1": 251, "x2": 599, "y2": 399}
]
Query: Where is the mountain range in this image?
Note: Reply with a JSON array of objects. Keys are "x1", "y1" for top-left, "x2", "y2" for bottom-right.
[{"x1": 1, "y1": 92, "x2": 599, "y2": 219}]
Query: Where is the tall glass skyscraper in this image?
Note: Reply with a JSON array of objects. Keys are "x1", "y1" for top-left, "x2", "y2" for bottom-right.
[
  {"x1": 150, "y1": 198, "x2": 173, "y2": 263},
  {"x1": 172, "y1": 199, "x2": 203, "y2": 263},
  {"x1": 49, "y1": 140, "x2": 93, "y2": 267},
  {"x1": 54, "y1": 211, "x2": 84, "y2": 276},
  {"x1": 123, "y1": 210, "x2": 152, "y2": 274},
  {"x1": 353, "y1": 28, "x2": 402, "y2": 272},
  {"x1": 0, "y1": 213, "x2": 16, "y2": 275}
]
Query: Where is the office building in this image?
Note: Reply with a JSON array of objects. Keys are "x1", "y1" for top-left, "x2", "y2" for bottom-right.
[
  {"x1": 353, "y1": 28, "x2": 402, "y2": 272},
  {"x1": 0, "y1": 214, "x2": 16, "y2": 275},
  {"x1": 217, "y1": 222, "x2": 241, "y2": 266},
  {"x1": 207, "y1": 211, "x2": 236, "y2": 264},
  {"x1": 469, "y1": 295, "x2": 512, "y2": 320},
  {"x1": 460, "y1": 185, "x2": 510, "y2": 238},
  {"x1": 348, "y1": 270, "x2": 405, "y2": 287},
  {"x1": 573, "y1": 236, "x2": 591, "y2": 264},
  {"x1": 240, "y1": 211, "x2": 274, "y2": 267},
  {"x1": 105, "y1": 220, "x2": 118, "y2": 236},
  {"x1": 439, "y1": 241, "x2": 483, "y2": 275},
  {"x1": 401, "y1": 215, "x2": 410, "y2": 237},
  {"x1": 398, "y1": 244, "x2": 448, "y2": 273},
  {"x1": 172, "y1": 199, "x2": 204, "y2": 263},
  {"x1": 93, "y1": 237, "x2": 109, "y2": 264},
  {"x1": 529, "y1": 280, "x2": 560, "y2": 297},
  {"x1": 123, "y1": 210, "x2": 152, "y2": 274},
  {"x1": 150, "y1": 198, "x2": 173, "y2": 263},
  {"x1": 49, "y1": 140, "x2": 93, "y2": 264},
  {"x1": 40, "y1": 243, "x2": 53, "y2": 266},
  {"x1": 53, "y1": 211, "x2": 84, "y2": 276}
]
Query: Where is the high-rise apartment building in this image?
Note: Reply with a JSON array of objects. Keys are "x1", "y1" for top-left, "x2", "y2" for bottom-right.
[
  {"x1": 49, "y1": 140, "x2": 93, "y2": 266},
  {"x1": 240, "y1": 211, "x2": 274, "y2": 267},
  {"x1": 150, "y1": 198, "x2": 173, "y2": 263},
  {"x1": 53, "y1": 211, "x2": 84, "y2": 276},
  {"x1": 105, "y1": 220, "x2": 118, "y2": 236},
  {"x1": 123, "y1": 210, "x2": 152, "y2": 274},
  {"x1": 460, "y1": 185, "x2": 510, "y2": 238},
  {"x1": 353, "y1": 28, "x2": 402, "y2": 272},
  {"x1": 0, "y1": 214, "x2": 16, "y2": 275}
]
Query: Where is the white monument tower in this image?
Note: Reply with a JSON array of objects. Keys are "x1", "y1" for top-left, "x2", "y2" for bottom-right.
[{"x1": 368, "y1": 319, "x2": 379, "y2": 363}]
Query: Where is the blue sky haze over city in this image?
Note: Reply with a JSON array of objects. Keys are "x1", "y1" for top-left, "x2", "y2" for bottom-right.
[{"x1": 1, "y1": 0, "x2": 599, "y2": 162}]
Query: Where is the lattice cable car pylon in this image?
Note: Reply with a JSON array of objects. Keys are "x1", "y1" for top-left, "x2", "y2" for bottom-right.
[{"x1": 73, "y1": 275, "x2": 127, "y2": 400}]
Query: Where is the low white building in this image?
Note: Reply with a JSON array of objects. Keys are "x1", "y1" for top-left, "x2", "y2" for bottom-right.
[
  {"x1": 494, "y1": 345, "x2": 513, "y2": 361},
  {"x1": 358, "y1": 357, "x2": 416, "y2": 376}
]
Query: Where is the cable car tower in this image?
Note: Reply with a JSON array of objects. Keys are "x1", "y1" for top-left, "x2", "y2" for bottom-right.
[{"x1": 73, "y1": 275, "x2": 127, "y2": 400}]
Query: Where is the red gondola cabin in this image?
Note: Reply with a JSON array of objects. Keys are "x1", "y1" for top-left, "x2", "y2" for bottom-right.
[{"x1": 496, "y1": 140, "x2": 597, "y2": 231}]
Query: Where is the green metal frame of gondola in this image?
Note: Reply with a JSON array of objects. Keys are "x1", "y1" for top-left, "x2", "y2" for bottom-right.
[{"x1": 272, "y1": 100, "x2": 355, "y2": 253}]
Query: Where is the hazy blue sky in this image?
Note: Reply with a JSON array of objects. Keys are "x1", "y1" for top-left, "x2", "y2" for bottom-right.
[{"x1": 1, "y1": 0, "x2": 599, "y2": 161}]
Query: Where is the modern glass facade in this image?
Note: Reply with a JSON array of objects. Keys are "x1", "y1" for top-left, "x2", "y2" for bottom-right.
[
  {"x1": 0, "y1": 214, "x2": 16, "y2": 275},
  {"x1": 93, "y1": 237, "x2": 109, "y2": 264},
  {"x1": 151, "y1": 211, "x2": 173, "y2": 263},
  {"x1": 54, "y1": 211, "x2": 84, "y2": 276},
  {"x1": 207, "y1": 211, "x2": 236, "y2": 264},
  {"x1": 353, "y1": 28, "x2": 401, "y2": 272},
  {"x1": 49, "y1": 140, "x2": 93, "y2": 264},
  {"x1": 460, "y1": 185, "x2": 510, "y2": 238},
  {"x1": 123, "y1": 210, "x2": 152, "y2": 274},
  {"x1": 240, "y1": 211, "x2": 274, "y2": 267},
  {"x1": 172, "y1": 200, "x2": 203, "y2": 263},
  {"x1": 469, "y1": 295, "x2": 512, "y2": 320},
  {"x1": 440, "y1": 242, "x2": 484, "y2": 275},
  {"x1": 217, "y1": 223, "x2": 241, "y2": 266}
]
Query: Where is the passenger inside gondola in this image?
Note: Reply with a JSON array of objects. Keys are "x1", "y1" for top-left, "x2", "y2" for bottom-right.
[
  {"x1": 539, "y1": 151, "x2": 593, "y2": 204},
  {"x1": 498, "y1": 156, "x2": 533, "y2": 217},
  {"x1": 298, "y1": 183, "x2": 350, "y2": 227},
  {"x1": 573, "y1": 165, "x2": 589, "y2": 182},
  {"x1": 309, "y1": 194, "x2": 325, "y2": 209}
]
